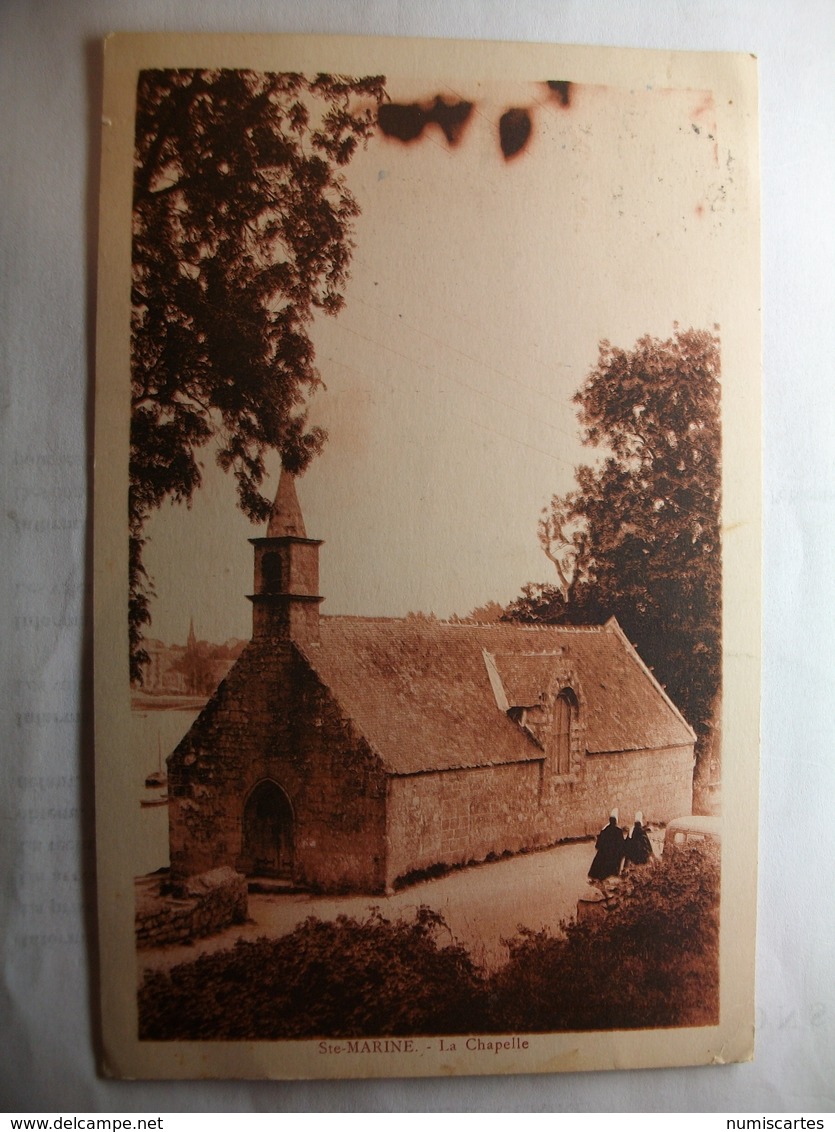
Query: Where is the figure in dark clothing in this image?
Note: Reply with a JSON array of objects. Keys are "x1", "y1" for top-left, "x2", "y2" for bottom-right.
[
  {"x1": 624, "y1": 811, "x2": 654, "y2": 867},
  {"x1": 588, "y1": 809, "x2": 625, "y2": 881}
]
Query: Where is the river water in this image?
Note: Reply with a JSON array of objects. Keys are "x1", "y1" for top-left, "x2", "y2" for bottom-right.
[{"x1": 132, "y1": 705, "x2": 201, "y2": 876}]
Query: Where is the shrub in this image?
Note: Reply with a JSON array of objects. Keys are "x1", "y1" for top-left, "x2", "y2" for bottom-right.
[
  {"x1": 486, "y1": 849, "x2": 719, "y2": 1032},
  {"x1": 139, "y1": 905, "x2": 486, "y2": 1040}
]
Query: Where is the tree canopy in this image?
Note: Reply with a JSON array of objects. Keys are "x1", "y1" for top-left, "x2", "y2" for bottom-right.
[
  {"x1": 508, "y1": 328, "x2": 722, "y2": 794},
  {"x1": 129, "y1": 69, "x2": 386, "y2": 681}
]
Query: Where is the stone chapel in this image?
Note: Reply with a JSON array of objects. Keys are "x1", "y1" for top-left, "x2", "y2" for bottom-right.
[{"x1": 166, "y1": 471, "x2": 696, "y2": 895}]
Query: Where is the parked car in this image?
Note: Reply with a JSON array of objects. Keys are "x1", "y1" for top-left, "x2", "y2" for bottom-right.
[{"x1": 662, "y1": 814, "x2": 721, "y2": 857}]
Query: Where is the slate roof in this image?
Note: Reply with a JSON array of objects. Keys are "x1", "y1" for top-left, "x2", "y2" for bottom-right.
[{"x1": 297, "y1": 616, "x2": 695, "y2": 777}]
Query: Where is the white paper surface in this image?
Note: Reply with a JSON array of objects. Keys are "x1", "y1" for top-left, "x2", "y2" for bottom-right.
[{"x1": 1, "y1": 0, "x2": 833, "y2": 1113}]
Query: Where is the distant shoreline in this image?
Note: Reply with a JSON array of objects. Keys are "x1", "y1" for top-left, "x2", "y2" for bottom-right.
[{"x1": 131, "y1": 694, "x2": 207, "y2": 712}]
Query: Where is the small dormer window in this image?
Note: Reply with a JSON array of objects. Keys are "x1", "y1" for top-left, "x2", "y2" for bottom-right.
[{"x1": 507, "y1": 705, "x2": 545, "y2": 749}]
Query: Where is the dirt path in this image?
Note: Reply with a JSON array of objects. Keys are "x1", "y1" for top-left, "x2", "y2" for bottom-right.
[{"x1": 138, "y1": 838, "x2": 596, "y2": 978}]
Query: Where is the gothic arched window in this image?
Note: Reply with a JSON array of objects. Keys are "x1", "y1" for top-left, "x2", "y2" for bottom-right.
[{"x1": 554, "y1": 688, "x2": 577, "y2": 775}]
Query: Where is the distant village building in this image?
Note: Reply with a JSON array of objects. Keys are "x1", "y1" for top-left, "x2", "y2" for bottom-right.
[
  {"x1": 142, "y1": 639, "x2": 188, "y2": 694},
  {"x1": 167, "y1": 472, "x2": 696, "y2": 895},
  {"x1": 140, "y1": 629, "x2": 246, "y2": 697}
]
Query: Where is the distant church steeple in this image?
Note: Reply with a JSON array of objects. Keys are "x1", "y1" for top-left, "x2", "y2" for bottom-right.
[
  {"x1": 186, "y1": 616, "x2": 197, "y2": 652},
  {"x1": 247, "y1": 468, "x2": 323, "y2": 645}
]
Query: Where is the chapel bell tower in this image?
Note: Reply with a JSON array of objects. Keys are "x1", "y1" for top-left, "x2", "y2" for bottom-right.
[{"x1": 248, "y1": 469, "x2": 323, "y2": 645}]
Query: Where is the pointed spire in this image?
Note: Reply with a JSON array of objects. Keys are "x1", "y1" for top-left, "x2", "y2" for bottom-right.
[
  {"x1": 187, "y1": 616, "x2": 197, "y2": 651},
  {"x1": 267, "y1": 468, "x2": 307, "y2": 538}
]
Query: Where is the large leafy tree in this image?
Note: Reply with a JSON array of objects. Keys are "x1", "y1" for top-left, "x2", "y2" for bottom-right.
[
  {"x1": 508, "y1": 328, "x2": 722, "y2": 800},
  {"x1": 129, "y1": 69, "x2": 386, "y2": 681}
]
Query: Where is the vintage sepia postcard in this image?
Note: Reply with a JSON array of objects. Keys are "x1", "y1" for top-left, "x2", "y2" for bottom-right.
[{"x1": 94, "y1": 32, "x2": 761, "y2": 1079}]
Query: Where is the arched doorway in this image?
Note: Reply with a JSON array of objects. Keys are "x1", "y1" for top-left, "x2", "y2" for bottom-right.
[{"x1": 242, "y1": 780, "x2": 294, "y2": 878}]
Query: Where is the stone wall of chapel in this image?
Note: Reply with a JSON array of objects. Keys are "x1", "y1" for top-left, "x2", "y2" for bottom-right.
[
  {"x1": 577, "y1": 745, "x2": 695, "y2": 834},
  {"x1": 167, "y1": 641, "x2": 388, "y2": 894},
  {"x1": 385, "y1": 742, "x2": 694, "y2": 888},
  {"x1": 386, "y1": 761, "x2": 550, "y2": 888}
]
